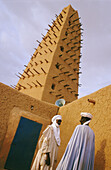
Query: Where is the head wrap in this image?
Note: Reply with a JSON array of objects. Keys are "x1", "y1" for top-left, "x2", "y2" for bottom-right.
[
  {"x1": 51, "y1": 115, "x2": 62, "y2": 146},
  {"x1": 51, "y1": 115, "x2": 62, "y2": 123},
  {"x1": 80, "y1": 112, "x2": 93, "y2": 125},
  {"x1": 80, "y1": 112, "x2": 93, "y2": 119}
]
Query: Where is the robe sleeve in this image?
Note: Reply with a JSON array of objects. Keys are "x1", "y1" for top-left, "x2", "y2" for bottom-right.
[{"x1": 39, "y1": 126, "x2": 52, "y2": 154}]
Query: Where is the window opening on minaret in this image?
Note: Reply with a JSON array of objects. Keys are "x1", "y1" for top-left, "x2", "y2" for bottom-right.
[
  {"x1": 59, "y1": 54, "x2": 62, "y2": 57},
  {"x1": 60, "y1": 46, "x2": 64, "y2": 52},
  {"x1": 69, "y1": 20, "x2": 71, "y2": 26},
  {"x1": 51, "y1": 84, "x2": 55, "y2": 90},
  {"x1": 65, "y1": 31, "x2": 68, "y2": 36},
  {"x1": 55, "y1": 63, "x2": 60, "y2": 69}
]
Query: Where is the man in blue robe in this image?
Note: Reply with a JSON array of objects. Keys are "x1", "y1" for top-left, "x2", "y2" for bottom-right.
[{"x1": 56, "y1": 112, "x2": 95, "y2": 170}]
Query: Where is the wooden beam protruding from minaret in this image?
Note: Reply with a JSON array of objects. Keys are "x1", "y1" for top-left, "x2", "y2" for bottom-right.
[
  {"x1": 44, "y1": 59, "x2": 49, "y2": 63},
  {"x1": 36, "y1": 80, "x2": 43, "y2": 87},
  {"x1": 27, "y1": 83, "x2": 32, "y2": 89},
  {"x1": 15, "y1": 74, "x2": 21, "y2": 79},
  {"x1": 69, "y1": 12, "x2": 77, "y2": 18},
  {"x1": 23, "y1": 70, "x2": 30, "y2": 78},
  {"x1": 48, "y1": 24, "x2": 55, "y2": 33},
  {"x1": 53, "y1": 22, "x2": 60, "y2": 31},
  {"x1": 32, "y1": 82, "x2": 38, "y2": 87},
  {"x1": 27, "y1": 68, "x2": 35, "y2": 77},
  {"x1": 62, "y1": 10, "x2": 66, "y2": 14},
  {"x1": 18, "y1": 83, "x2": 26, "y2": 89},
  {"x1": 48, "y1": 48, "x2": 52, "y2": 52},
  {"x1": 33, "y1": 68, "x2": 40, "y2": 75},
  {"x1": 18, "y1": 72, "x2": 25, "y2": 79},
  {"x1": 41, "y1": 67, "x2": 46, "y2": 74}
]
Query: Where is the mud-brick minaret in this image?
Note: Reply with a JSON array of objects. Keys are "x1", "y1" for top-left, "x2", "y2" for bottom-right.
[{"x1": 16, "y1": 5, "x2": 82, "y2": 104}]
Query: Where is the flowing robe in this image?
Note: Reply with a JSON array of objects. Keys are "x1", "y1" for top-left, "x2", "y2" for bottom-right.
[
  {"x1": 56, "y1": 125, "x2": 95, "y2": 170},
  {"x1": 31, "y1": 125, "x2": 58, "y2": 170}
]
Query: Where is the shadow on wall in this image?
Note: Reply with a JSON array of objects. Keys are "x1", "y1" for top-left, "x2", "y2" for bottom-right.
[{"x1": 94, "y1": 139, "x2": 106, "y2": 170}]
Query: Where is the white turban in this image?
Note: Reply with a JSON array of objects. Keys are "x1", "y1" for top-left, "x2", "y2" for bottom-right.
[
  {"x1": 80, "y1": 112, "x2": 93, "y2": 119},
  {"x1": 51, "y1": 115, "x2": 62, "y2": 123},
  {"x1": 51, "y1": 115, "x2": 62, "y2": 146},
  {"x1": 80, "y1": 112, "x2": 93, "y2": 125}
]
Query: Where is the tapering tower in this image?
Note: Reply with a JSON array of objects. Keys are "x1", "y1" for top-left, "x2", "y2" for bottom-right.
[{"x1": 15, "y1": 5, "x2": 82, "y2": 104}]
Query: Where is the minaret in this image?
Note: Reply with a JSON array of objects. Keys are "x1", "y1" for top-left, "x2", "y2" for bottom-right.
[{"x1": 15, "y1": 5, "x2": 82, "y2": 104}]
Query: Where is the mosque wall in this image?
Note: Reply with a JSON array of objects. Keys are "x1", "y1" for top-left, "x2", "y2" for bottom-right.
[
  {"x1": 0, "y1": 82, "x2": 111, "y2": 169},
  {"x1": 0, "y1": 82, "x2": 58, "y2": 169},
  {"x1": 57, "y1": 85, "x2": 111, "y2": 170}
]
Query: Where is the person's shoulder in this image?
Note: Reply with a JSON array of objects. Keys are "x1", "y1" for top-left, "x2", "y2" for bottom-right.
[
  {"x1": 75, "y1": 125, "x2": 89, "y2": 131},
  {"x1": 72, "y1": 125, "x2": 85, "y2": 136},
  {"x1": 43, "y1": 125, "x2": 52, "y2": 134},
  {"x1": 74, "y1": 125, "x2": 83, "y2": 132},
  {"x1": 49, "y1": 125, "x2": 53, "y2": 130},
  {"x1": 83, "y1": 126, "x2": 95, "y2": 136},
  {"x1": 47, "y1": 125, "x2": 54, "y2": 132},
  {"x1": 76, "y1": 125, "x2": 83, "y2": 129}
]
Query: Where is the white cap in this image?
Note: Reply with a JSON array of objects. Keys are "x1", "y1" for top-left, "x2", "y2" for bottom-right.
[
  {"x1": 51, "y1": 115, "x2": 62, "y2": 123},
  {"x1": 80, "y1": 112, "x2": 93, "y2": 119}
]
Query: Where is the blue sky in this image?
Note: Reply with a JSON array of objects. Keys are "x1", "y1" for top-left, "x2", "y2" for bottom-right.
[{"x1": 0, "y1": 0, "x2": 111, "y2": 98}]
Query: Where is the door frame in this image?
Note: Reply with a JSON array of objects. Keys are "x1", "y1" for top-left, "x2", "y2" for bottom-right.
[{"x1": 0, "y1": 107, "x2": 50, "y2": 168}]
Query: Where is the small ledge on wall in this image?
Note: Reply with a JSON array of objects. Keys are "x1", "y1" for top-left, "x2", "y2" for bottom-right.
[
  {"x1": 87, "y1": 99, "x2": 96, "y2": 105},
  {"x1": 30, "y1": 105, "x2": 34, "y2": 110}
]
